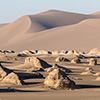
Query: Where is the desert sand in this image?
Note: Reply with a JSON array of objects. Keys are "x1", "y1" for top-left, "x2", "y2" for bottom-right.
[
  {"x1": 1, "y1": 10, "x2": 100, "y2": 100},
  {"x1": 0, "y1": 10, "x2": 100, "y2": 52}
]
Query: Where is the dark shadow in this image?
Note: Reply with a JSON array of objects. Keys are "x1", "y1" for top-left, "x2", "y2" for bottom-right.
[
  {"x1": 25, "y1": 82, "x2": 43, "y2": 85},
  {"x1": 17, "y1": 73, "x2": 44, "y2": 79},
  {"x1": 0, "y1": 61, "x2": 13, "y2": 64},
  {"x1": 0, "y1": 88, "x2": 47, "y2": 92},
  {"x1": 76, "y1": 84, "x2": 100, "y2": 89}
]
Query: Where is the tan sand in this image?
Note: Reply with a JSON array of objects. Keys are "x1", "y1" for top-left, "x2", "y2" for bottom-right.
[{"x1": 0, "y1": 10, "x2": 100, "y2": 52}]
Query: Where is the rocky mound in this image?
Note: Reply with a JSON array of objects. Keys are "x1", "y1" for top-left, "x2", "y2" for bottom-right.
[
  {"x1": 2, "y1": 72, "x2": 24, "y2": 85},
  {"x1": 88, "y1": 48, "x2": 100, "y2": 54},
  {"x1": 80, "y1": 70, "x2": 95, "y2": 75},
  {"x1": 0, "y1": 63, "x2": 13, "y2": 80},
  {"x1": 89, "y1": 58, "x2": 97, "y2": 66},
  {"x1": 0, "y1": 63, "x2": 24, "y2": 85},
  {"x1": 16, "y1": 57, "x2": 50, "y2": 69},
  {"x1": 44, "y1": 69, "x2": 75, "y2": 89},
  {"x1": 71, "y1": 57, "x2": 81, "y2": 64},
  {"x1": 55, "y1": 57, "x2": 70, "y2": 62},
  {"x1": 45, "y1": 64, "x2": 72, "y2": 73}
]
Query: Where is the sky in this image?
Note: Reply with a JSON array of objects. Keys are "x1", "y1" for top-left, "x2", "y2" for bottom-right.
[{"x1": 0, "y1": 0, "x2": 100, "y2": 23}]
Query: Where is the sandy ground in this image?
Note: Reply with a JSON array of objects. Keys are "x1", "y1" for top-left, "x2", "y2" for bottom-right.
[{"x1": 0, "y1": 53, "x2": 99, "y2": 99}]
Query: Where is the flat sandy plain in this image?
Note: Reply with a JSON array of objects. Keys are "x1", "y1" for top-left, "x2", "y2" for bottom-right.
[{"x1": 0, "y1": 53, "x2": 100, "y2": 100}]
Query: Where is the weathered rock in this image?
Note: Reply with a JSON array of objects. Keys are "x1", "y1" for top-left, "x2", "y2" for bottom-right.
[
  {"x1": 71, "y1": 57, "x2": 81, "y2": 64},
  {"x1": 67, "y1": 50, "x2": 79, "y2": 55},
  {"x1": 80, "y1": 71, "x2": 95, "y2": 75},
  {"x1": 0, "y1": 63, "x2": 13, "y2": 80},
  {"x1": 89, "y1": 58, "x2": 97, "y2": 66},
  {"x1": 96, "y1": 77, "x2": 100, "y2": 81},
  {"x1": 59, "y1": 50, "x2": 67, "y2": 54},
  {"x1": 88, "y1": 48, "x2": 100, "y2": 54},
  {"x1": 37, "y1": 50, "x2": 51, "y2": 54},
  {"x1": 45, "y1": 64, "x2": 71, "y2": 73},
  {"x1": 24, "y1": 57, "x2": 50, "y2": 69},
  {"x1": 85, "y1": 67, "x2": 94, "y2": 71},
  {"x1": 44, "y1": 69, "x2": 75, "y2": 89},
  {"x1": 2, "y1": 72, "x2": 24, "y2": 85},
  {"x1": 55, "y1": 57, "x2": 70, "y2": 62},
  {"x1": 93, "y1": 72, "x2": 100, "y2": 76},
  {"x1": 26, "y1": 67, "x2": 44, "y2": 72}
]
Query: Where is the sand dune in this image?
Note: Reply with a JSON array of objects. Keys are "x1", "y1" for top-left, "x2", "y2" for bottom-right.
[
  {"x1": 0, "y1": 23, "x2": 8, "y2": 29},
  {"x1": 0, "y1": 10, "x2": 100, "y2": 52}
]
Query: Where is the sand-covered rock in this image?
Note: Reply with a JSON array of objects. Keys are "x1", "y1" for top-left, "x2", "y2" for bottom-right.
[
  {"x1": 24, "y1": 57, "x2": 50, "y2": 68},
  {"x1": 16, "y1": 57, "x2": 50, "y2": 69},
  {"x1": 89, "y1": 58, "x2": 97, "y2": 66},
  {"x1": 59, "y1": 50, "x2": 67, "y2": 54},
  {"x1": 67, "y1": 50, "x2": 79, "y2": 55},
  {"x1": 26, "y1": 67, "x2": 44, "y2": 72},
  {"x1": 2, "y1": 72, "x2": 24, "y2": 85},
  {"x1": 44, "y1": 69, "x2": 75, "y2": 89},
  {"x1": 37, "y1": 50, "x2": 51, "y2": 54},
  {"x1": 93, "y1": 72, "x2": 100, "y2": 76},
  {"x1": 52, "y1": 51, "x2": 60, "y2": 55},
  {"x1": 45, "y1": 64, "x2": 71, "y2": 73},
  {"x1": 71, "y1": 57, "x2": 81, "y2": 64},
  {"x1": 95, "y1": 77, "x2": 100, "y2": 81},
  {"x1": 0, "y1": 63, "x2": 13, "y2": 80},
  {"x1": 88, "y1": 48, "x2": 100, "y2": 54},
  {"x1": 55, "y1": 57, "x2": 70, "y2": 62},
  {"x1": 85, "y1": 67, "x2": 94, "y2": 71},
  {"x1": 80, "y1": 71, "x2": 95, "y2": 75},
  {"x1": 29, "y1": 50, "x2": 38, "y2": 54}
]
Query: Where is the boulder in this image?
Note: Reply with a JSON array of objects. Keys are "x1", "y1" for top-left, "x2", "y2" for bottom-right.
[
  {"x1": 55, "y1": 57, "x2": 70, "y2": 62},
  {"x1": 71, "y1": 57, "x2": 81, "y2": 64},
  {"x1": 26, "y1": 67, "x2": 44, "y2": 72},
  {"x1": 37, "y1": 50, "x2": 51, "y2": 54},
  {"x1": 80, "y1": 71, "x2": 95, "y2": 75},
  {"x1": 24, "y1": 57, "x2": 50, "y2": 69},
  {"x1": 2, "y1": 72, "x2": 24, "y2": 85},
  {"x1": 67, "y1": 50, "x2": 79, "y2": 55},
  {"x1": 44, "y1": 69, "x2": 75, "y2": 89},
  {"x1": 52, "y1": 51, "x2": 60, "y2": 55},
  {"x1": 93, "y1": 72, "x2": 100, "y2": 76},
  {"x1": 45, "y1": 64, "x2": 71, "y2": 73},
  {"x1": 0, "y1": 63, "x2": 13, "y2": 80},
  {"x1": 88, "y1": 48, "x2": 100, "y2": 54},
  {"x1": 89, "y1": 58, "x2": 97, "y2": 66},
  {"x1": 85, "y1": 67, "x2": 93, "y2": 71}
]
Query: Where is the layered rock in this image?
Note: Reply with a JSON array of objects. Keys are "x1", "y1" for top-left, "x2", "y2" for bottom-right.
[{"x1": 44, "y1": 69, "x2": 75, "y2": 89}]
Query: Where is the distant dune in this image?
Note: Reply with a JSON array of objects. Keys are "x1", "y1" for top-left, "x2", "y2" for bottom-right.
[{"x1": 0, "y1": 10, "x2": 100, "y2": 52}]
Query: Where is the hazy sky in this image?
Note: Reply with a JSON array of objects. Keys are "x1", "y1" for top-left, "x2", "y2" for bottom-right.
[{"x1": 0, "y1": 0, "x2": 100, "y2": 23}]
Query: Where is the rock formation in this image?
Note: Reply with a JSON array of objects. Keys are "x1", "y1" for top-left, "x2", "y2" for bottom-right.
[
  {"x1": 44, "y1": 69, "x2": 75, "y2": 89},
  {"x1": 89, "y1": 58, "x2": 97, "y2": 66},
  {"x1": 88, "y1": 48, "x2": 100, "y2": 54},
  {"x1": 24, "y1": 57, "x2": 50, "y2": 69},
  {"x1": 71, "y1": 57, "x2": 81, "y2": 64},
  {"x1": 45, "y1": 64, "x2": 71, "y2": 73},
  {"x1": 2, "y1": 72, "x2": 24, "y2": 85},
  {"x1": 55, "y1": 56, "x2": 70, "y2": 62}
]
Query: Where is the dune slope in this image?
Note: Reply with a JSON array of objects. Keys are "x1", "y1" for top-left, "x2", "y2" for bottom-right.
[{"x1": 0, "y1": 10, "x2": 100, "y2": 51}]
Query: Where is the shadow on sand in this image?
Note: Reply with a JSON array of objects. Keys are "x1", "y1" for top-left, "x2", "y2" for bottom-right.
[
  {"x1": 0, "y1": 88, "x2": 48, "y2": 92},
  {"x1": 76, "y1": 84, "x2": 100, "y2": 89}
]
